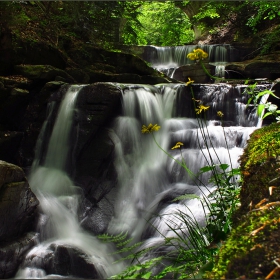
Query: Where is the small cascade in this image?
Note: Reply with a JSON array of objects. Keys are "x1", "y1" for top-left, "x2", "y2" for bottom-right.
[
  {"x1": 16, "y1": 85, "x2": 123, "y2": 279},
  {"x1": 108, "y1": 83, "x2": 260, "y2": 263},
  {"x1": 148, "y1": 44, "x2": 234, "y2": 78}
]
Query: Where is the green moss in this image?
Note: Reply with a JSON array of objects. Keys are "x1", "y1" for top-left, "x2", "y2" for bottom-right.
[
  {"x1": 209, "y1": 206, "x2": 280, "y2": 279},
  {"x1": 208, "y1": 123, "x2": 280, "y2": 279},
  {"x1": 237, "y1": 123, "x2": 280, "y2": 213},
  {"x1": 240, "y1": 123, "x2": 280, "y2": 170}
]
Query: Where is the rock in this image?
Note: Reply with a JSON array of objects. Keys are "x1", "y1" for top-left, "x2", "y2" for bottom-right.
[
  {"x1": 23, "y1": 243, "x2": 101, "y2": 279},
  {"x1": 18, "y1": 82, "x2": 67, "y2": 167},
  {"x1": 83, "y1": 68, "x2": 170, "y2": 84},
  {"x1": 65, "y1": 68, "x2": 90, "y2": 84},
  {"x1": 78, "y1": 177, "x2": 115, "y2": 235},
  {"x1": 0, "y1": 161, "x2": 39, "y2": 241},
  {"x1": 0, "y1": 131, "x2": 24, "y2": 164},
  {"x1": 173, "y1": 63, "x2": 215, "y2": 83},
  {"x1": 0, "y1": 75, "x2": 32, "y2": 89},
  {"x1": 0, "y1": 31, "x2": 66, "y2": 75},
  {"x1": 74, "y1": 83, "x2": 122, "y2": 179},
  {"x1": 10, "y1": 88, "x2": 29, "y2": 96},
  {"x1": 225, "y1": 51, "x2": 280, "y2": 79},
  {"x1": 14, "y1": 65, "x2": 75, "y2": 85},
  {"x1": 0, "y1": 232, "x2": 38, "y2": 279}
]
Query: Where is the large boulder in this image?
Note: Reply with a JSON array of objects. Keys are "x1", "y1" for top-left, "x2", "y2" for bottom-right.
[
  {"x1": 173, "y1": 63, "x2": 215, "y2": 83},
  {"x1": 0, "y1": 160, "x2": 39, "y2": 241},
  {"x1": 225, "y1": 51, "x2": 280, "y2": 79},
  {"x1": 0, "y1": 31, "x2": 66, "y2": 75},
  {"x1": 14, "y1": 65, "x2": 75, "y2": 85},
  {"x1": 74, "y1": 83, "x2": 122, "y2": 180},
  {"x1": 0, "y1": 232, "x2": 38, "y2": 279}
]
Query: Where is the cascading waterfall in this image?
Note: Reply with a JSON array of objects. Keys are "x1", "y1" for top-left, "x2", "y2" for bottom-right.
[
  {"x1": 149, "y1": 45, "x2": 233, "y2": 78},
  {"x1": 15, "y1": 81, "x2": 269, "y2": 279},
  {"x1": 107, "y1": 83, "x2": 258, "y2": 265},
  {"x1": 16, "y1": 85, "x2": 123, "y2": 279}
]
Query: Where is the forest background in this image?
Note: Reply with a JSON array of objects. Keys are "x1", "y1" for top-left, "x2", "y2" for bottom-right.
[{"x1": 1, "y1": 1, "x2": 280, "y2": 53}]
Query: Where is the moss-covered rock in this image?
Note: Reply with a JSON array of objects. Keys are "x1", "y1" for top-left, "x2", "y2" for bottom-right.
[
  {"x1": 210, "y1": 206, "x2": 280, "y2": 279},
  {"x1": 14, "y1": 64, "x2": 75, "y2": 84},
  {"x1": 210, "y1": 122, "x2": 280, "y2": 279},
  {"x1": 0, "y1": 160, "x2": 39, "y2": 241}
]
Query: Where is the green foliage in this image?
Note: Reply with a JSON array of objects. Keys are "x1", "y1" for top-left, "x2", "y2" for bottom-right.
[
  {"x1": 240, "y1": 123, "x2": 280, "y2": 169},
  {"x1": 200, "y1": 165, "x2": 241, "y2": 241},
  {"x1": 246, "y1": 1, "x2": 280, "y2": 33},
  {"x1": 130, "y1": 1, "x2": 194, "y2": 46},
  {"x1": 258, "y1": 25, "x2": 280, "y2": 55},
  {"x1": 244, "y1": 82, "x2": 280, "y2": 122}
]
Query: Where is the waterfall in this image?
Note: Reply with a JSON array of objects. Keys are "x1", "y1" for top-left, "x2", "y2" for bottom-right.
[
  {"x1": 149, "y1": 44, "x2": 233, "y2": 78},
  {"x1": 108, "y1": 83, "x2": 257, "y2": 257},
  {"x1": 16, "y1": 82, "x2": 267, "y2": 279},
  {"x1": 16, "y1": 85, "x2": 123, "y2": 279}
]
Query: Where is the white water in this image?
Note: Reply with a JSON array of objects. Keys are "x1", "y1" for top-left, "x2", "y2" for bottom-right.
[
  {"x1": 107, "y1": 83, "x2": 257, "y2": 262},
  {"x1": 16, "y1": 85, "x2": 123, "y2": 279},
  {"x1": 150, "y1": 45, "x2": 231, "y2": 78},
  {"x1": 16, "y1": 82, "x2": 264, "y2": 278}
]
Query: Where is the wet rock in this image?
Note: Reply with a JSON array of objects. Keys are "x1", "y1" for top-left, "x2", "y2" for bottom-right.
[
  {"x1": 0, "y1": 232, "x2": 38, "y2": 279},
  {"x1": 173, "y1": 63, "x2": 215, "y2": 83},
  {"x1": 23, "y1": 243, "x2": 101, "y2": 279},
  {"x1": 78, "y1": 177, "x2": 115, "y2": 235},
  {"x1": 74, "y1": 83, "x2": 122, "y2": 179},
  {"x1": 0, "y1": 161, "x2": 39, "y2": 241}
]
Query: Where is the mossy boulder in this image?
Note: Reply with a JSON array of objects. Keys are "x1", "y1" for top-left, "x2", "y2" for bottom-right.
[
  {"x1": 0, "y1": 160, "x2": 39, "y2": 241},
  {"x1": 14, "y1": 65, "x2": 75, "y2": 84},
  {"x1": 210, "y1": 206, "x2": 280, "y2": 279},
  {"x1": 210, "y1": 123, "x2": 280, "y2": 279}
]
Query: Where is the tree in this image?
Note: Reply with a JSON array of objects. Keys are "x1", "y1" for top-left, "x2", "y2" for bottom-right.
[{"x1": 124, "y1": 1, "x2": 194, "y2": 46}]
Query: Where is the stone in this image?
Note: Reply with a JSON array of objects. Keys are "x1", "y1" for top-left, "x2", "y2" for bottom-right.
[
  {"x1": 0, "y1": 161, "x2": 39, "y2": 241},
  {"x1": 0, "y1": 75, "x2": 32, "y2": 89},
  {"x1": 225, "y1": 51, "x2": 280, "y2": 79},
  {"x1": 0, "y1": 232, "x2": 38, "y2": 279},
  {"x1": 0, "y1": 131, "x2": 24, "y2": 164},
  {"x1": 10, "y1": 88, "x2": 29, "y2": 96},
  {"x1": 173, "y1": 63, "x2": 215, "y2": 83},
  {"x1": 14, "y1": 65, "x2": 75, "y2": 84},
  {"x1": 23, "y1": 242, "x2": 100, "y2": 279}
]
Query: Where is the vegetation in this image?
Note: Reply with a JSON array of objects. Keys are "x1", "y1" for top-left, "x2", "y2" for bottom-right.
[
  {"x1": 125, "y1": 1, "x2": 194, "y2": 46},
  {"x1": 1, "y1": 1, "x2": 280, "y2": 50},
  {"x1": 209, "y1": 122, "x2": 280, "y2": 279},
  {"x1": 1, "y1": 1, "x2": 280, "y2": 278}
]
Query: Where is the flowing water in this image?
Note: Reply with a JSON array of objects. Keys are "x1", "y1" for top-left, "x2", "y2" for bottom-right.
[
  {"x1": 16, "y1": 85, "x2": 124, "y2": 279},
  {"x1": 15, "y1": 81, "x2": 270, "y2": 278},
  {"x1": 148, "y1": 44, "x2": 235, "y2": 78}
]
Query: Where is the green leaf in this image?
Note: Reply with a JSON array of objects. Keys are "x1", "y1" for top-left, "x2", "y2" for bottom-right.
[
  {"x1": 257, "y1": 104, "x2": 265, "y2": 117},
  {"x1": 200, "y1": 165, "x2": 215, "y2": 173},
  {"x1": 141, "y1": 272, "x2": 152, "y2": 279},
  {"x1": 219, "y1": 163, "x2": 229, "y2": 170},
  {"x1": 262, "y1": 112, "x2": 273, "y2": 119}
]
